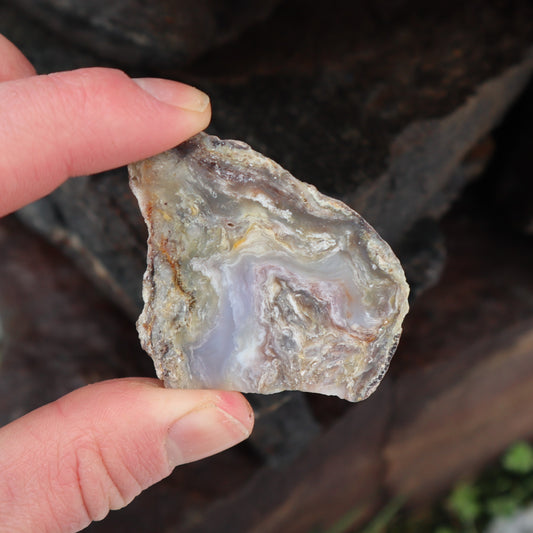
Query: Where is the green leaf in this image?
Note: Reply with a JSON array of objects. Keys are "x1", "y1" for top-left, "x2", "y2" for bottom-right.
[
  {"x1": 447, "y1": 482, "x2": 480, "y2": 524},
  {"x1": 502, "y1": 442, "x2": 533, "y2": 474},
  {"x1": 485, "y1": 496, "x2": 519, "y2": 517}
]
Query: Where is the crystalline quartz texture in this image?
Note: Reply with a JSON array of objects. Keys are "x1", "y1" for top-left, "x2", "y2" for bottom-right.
[{"x1": 129, "y1": 133, "x2": 409, "y2": 402}]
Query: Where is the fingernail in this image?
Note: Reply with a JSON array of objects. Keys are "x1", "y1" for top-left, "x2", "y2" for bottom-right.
[
  {"x1": 166, "y1": 402, "x2": 252, "y2": 468},
  {"x1": 133, "y1": 77, "x2": 210, "y2": 113}
]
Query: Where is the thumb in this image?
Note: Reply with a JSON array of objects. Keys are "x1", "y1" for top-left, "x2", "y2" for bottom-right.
[
  {"x1": 0, "y1": 34, "x2": 36, "y2": 81},
  {"x1": 0, "y1": 378, "x2": 253, "y2": 533}
]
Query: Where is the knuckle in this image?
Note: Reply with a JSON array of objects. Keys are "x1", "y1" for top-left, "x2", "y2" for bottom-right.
[
  {"x1": 44, "y1": 70, "x2": 92, "y2": 118},
  {"x1": 44, "y1": 68, "x2": 128, "y2": 117},
  {"x1": 68, "y1": 434, "x2": 142, "y2": 522},
  {"x1": 48, "y1": 398, "x2": 143, "y2": 524}
]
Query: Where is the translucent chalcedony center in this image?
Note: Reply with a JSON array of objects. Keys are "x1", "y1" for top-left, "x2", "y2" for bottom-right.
[{"x1": 187, "y1": 248, "x2": 390, "y2": 390}]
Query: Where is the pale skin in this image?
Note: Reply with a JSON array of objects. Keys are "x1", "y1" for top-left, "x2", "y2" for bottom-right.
[{"x1": 0, "y1": 35, "x2": 254, "y2": 532}]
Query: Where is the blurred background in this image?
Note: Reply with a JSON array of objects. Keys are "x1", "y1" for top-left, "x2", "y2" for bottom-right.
[{"x1": 1, "y1": 0, "x2": 533, "y2": 531}]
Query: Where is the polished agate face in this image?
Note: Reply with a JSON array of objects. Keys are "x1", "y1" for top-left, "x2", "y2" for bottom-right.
[{"x1": 129, "y1": 133, "x2": 409, "y2": 401}]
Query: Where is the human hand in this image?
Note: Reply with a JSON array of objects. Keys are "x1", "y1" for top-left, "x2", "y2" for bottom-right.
[{"x1": 0, "y1": 35, "x2": 254, "y2": 532}]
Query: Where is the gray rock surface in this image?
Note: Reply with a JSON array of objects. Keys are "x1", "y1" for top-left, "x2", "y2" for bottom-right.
[
  {"x1": 19, "y1": 169, "x2": 147, "y2": 318},
  {"x1": 0, "y1": 217, "x2": 150, "y2": 425},
  {"x1": 486, "y1": 78, "x2": 533, "y2": 235},
  {"x1": 7, "y1": 0, "x2": 282, "y2": 68}
]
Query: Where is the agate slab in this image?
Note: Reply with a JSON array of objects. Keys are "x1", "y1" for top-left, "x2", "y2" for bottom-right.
[{"x1": 129, "y1": 133, "x2": 409, "y2": 401}]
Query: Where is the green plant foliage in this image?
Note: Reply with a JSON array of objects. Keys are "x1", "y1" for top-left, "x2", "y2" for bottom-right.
[
  {"x1": 502, "y1": 441, "x2": 533, "y2": 474},
  {"x1": 485, "y1": 495, "x2": 518, "y2": 517},
  {"x1": 446, "y1": 482, "x2": 480, "y2": 525}
]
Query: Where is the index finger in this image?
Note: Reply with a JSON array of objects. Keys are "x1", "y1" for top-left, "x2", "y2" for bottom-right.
[{"x1": 0, "y1": 67, "x2": 211, "y2": 216}]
